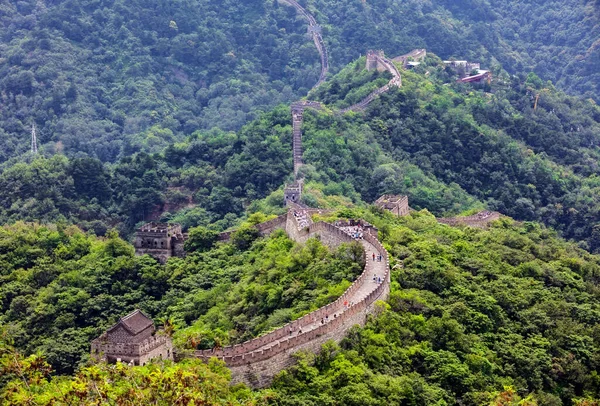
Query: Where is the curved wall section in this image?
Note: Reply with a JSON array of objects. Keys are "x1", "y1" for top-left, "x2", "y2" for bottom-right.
[{"x1": 195, "y1": 210, "x2": 391, "y2": 388}]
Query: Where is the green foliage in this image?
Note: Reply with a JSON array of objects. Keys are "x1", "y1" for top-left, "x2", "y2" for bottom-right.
[
  {"x1": 184, "y1": 226, "x2": 219, "y2": 253},
  {"x1": 0, "y1": 0, "x2": 597, "y2": 164},
  {"x1": 268, "y1": 209, "x2": 600, "y2": 405},
  {"x1": 0, "y1": 0, "x2": 320, "y2": 162},
  {"x1": 0, "y1": 334, "x2": 268, "y2": 405},
  {"x1": 0, "y1": 222, "x2": 155, "y2": 374},
  {"x1": 4, "y1": 209, "x2": 600, "y2": 404},
  {"x1": 231, "y1": 226, "x2": 262, "y2": 251},
  {"x1": 0, "y1": 221, "x2": 363, "y2": 374}
]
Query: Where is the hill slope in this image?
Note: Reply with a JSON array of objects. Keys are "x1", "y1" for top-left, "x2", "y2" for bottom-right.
[
  {"x1": 3, "y1": 210, "x2": 600, "y2": 405},
  {"x1": 0, "y1": 0, "x2": 598, "y2": 163},
  {"x1": 2, "y1": 54, "x2": 600, "y2": 251}
]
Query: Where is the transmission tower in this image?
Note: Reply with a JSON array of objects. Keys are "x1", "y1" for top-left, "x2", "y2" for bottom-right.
[{"x1": 31, "y1": 124, "x2": 38, "y2": 155}]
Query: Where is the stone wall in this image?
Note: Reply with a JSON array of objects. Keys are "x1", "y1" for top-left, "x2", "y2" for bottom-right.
[
  {"x1": 228, "y1": 299, "x2": 372, "y2": 387},
  {"x1": 218, "y1": 214, "x2": 289, "y2": 242},
  {"x1": 255, "y1": 214, "x2": 289, "y2": 235},
  {"x1": 138, "y1": 336, "x2": 173, "y2": 365},
  {"x1": 92, "y1": 334, "x2": 173, "y2": 366},
  {"x1": 437, "y1": 211, "x2": 501, "y2": 228},
  {"x1": 195, "y1": 215, "x2": 391, "y2": 388},
  {"x1": 173, "y1": 238, "x2": 186, "y2": 257},
  {"x1": 393, "y1": 49, "x2": 427, "y2": 67}
]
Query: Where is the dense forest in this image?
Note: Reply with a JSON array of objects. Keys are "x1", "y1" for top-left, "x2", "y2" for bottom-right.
[
  {"x1": 0, "y1": 0, "x2": 597, "y2": 163},
  {"x1": 4, "y1": 209, "x2": 600, "y2": 404},
  {"x1": 2, "y1": 54, "x2": 600, "y2": 253},
  {"x1": 2, "y1": 0, "x2": 600, "y2": 404}
]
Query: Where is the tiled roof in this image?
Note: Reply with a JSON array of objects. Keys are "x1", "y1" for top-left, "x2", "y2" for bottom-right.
[
  {"x1": 106, "y1": 309, "x2": 154, "y2": 336},
  {"x1": 120, "y1": 309, "x2": 153, "y2": 334}
]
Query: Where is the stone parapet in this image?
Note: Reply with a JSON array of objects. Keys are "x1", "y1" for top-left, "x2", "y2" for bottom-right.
[{"x1": 92, "y1": 334, "x2": 172, "y2": 363}]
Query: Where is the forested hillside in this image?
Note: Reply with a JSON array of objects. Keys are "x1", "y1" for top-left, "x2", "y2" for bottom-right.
[
  {"x1": 0, "y1": 219, "x2": 362, "y2": 375},
  {"x1": 1, "y1": 0, "x2": 597, "y2": 163},
  {"x1": 2, "y1": 1, "x2": 600, "y2": 403},
  {"x1": 3, "y1": 54, "x2": 600, "y2": 253},
  {"x1": 4, "y1": 210, "x2": 600, "y2": 404},
  {"x1": 0, "y1": 0, "x2": 319, "y2": 162}
]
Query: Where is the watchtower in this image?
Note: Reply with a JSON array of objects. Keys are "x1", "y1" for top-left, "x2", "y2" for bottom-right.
[
  {"x1": 375, "y1": 195, "x2": 410, "y2": 216},
  {"x1": 366, "y1": 50, "x2": 386, "y2": 71},
  {"x1": 284, "y1": 181, "x2": 303, "y2": 206},
  {"x1": 91, "y1": 309, "x2": 173, "y2": 366},
  {"x1": 134, "y1": 223, "x2": 186, "y2": 264}
]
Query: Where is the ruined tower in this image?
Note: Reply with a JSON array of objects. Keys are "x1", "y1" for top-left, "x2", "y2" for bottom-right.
[
  {"x1": 366, "y1": 50, "x2": 386, "y2": 71},
  {"x1": 375, "y1": 195, "x2": 410, "y2": 217},
  {"x1": 134, "y1": 223, "x2": 186, "y2": 263}
]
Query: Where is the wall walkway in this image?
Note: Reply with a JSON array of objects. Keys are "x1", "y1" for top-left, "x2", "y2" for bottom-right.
[
  {"x1": 340, "y1": 53, "x2": 402, "y2": 113},
  {"x1": 196, "y1": 211, "x2": 390, "y2": 388},
  {"x1": 279, "y1": 0, "x2": 329, "y2": 89}
]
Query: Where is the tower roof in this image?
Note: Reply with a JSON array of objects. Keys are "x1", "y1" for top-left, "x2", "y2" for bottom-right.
[{"x1": 107, "y1": 309, "x2": 154, "y2": 336}]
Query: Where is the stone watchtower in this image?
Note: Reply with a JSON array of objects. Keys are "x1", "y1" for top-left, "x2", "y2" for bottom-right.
[
  {"x1": 284, "y1": 181, "x2": 302, "y2": 207},
  {"x1": 375, "y1": 195, "x2": 410, "y2": 216},
  {"x1": 134, "y1": 223, "x2": 187, "y2": 264},
  {"x1": 366, "y1": 50, "x2": 386, "y2": 71},
  {"x1": 91, "y1": 309, "x2": 173, "y2": 366}
]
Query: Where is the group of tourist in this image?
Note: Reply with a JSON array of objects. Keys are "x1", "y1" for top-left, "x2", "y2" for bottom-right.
[
  {"x1": 293, "y1": 210, "x2": 310, "y2": 229},
  {"x1": 348, "y1": 226, "x2": 364, "y2": 240}
]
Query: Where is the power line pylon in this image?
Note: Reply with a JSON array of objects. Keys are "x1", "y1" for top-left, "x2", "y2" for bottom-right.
[{"x1": 31, "y1": 124, "x2": 38, "y2": 155}]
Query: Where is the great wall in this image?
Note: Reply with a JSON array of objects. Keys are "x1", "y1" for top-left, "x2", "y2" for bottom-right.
[
  {"x1": 196, "y1": 211, "x2": 390, "y2": 387},
  {"x1": 437, "y1": 210, "x2": 502, "y2": 228},
  {"x1": 94, "y1": 0, "x2": 500, "y2": 389},
  {"x1": 279, "y1": 0, "x2": 329, "y2": 88}
]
